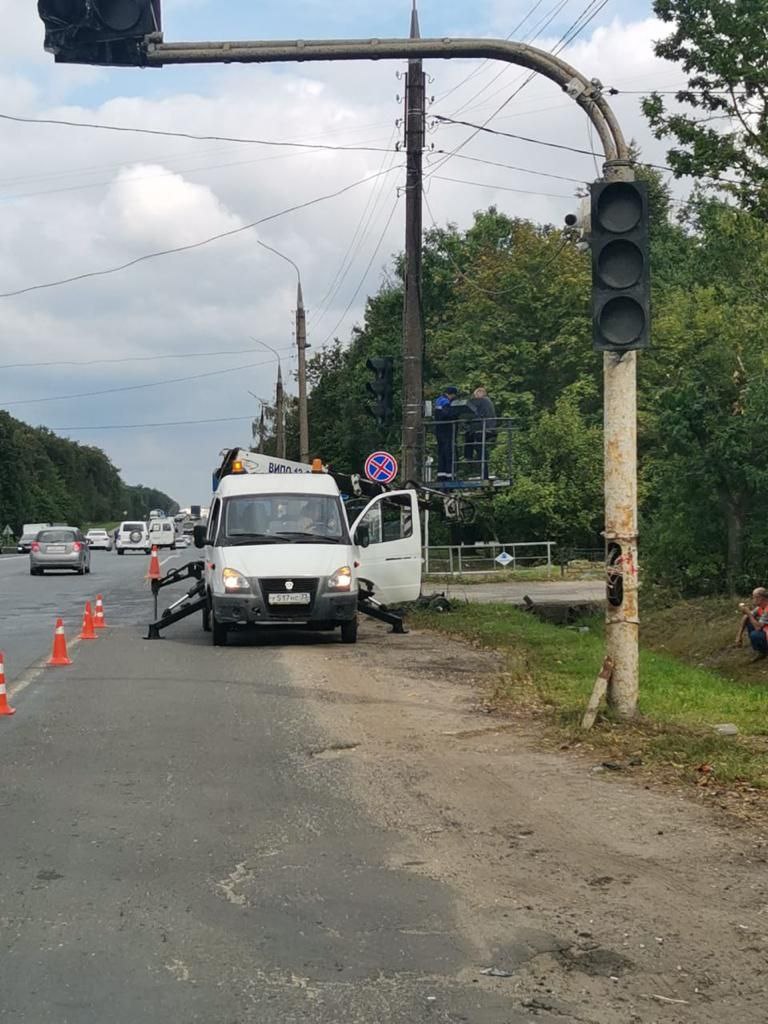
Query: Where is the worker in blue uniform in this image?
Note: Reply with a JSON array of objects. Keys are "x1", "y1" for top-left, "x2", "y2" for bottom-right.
[{"x1": 434, "y1": 385, "x2": 459, "y2": 480}]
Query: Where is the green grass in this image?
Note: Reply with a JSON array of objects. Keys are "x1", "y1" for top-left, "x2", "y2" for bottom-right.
[{"x1": 411, "y1": 603, "x2": 768, "y2": 790}]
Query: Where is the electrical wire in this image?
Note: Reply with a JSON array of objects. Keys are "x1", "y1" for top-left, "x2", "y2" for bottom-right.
[
  {"x1": 0, "y1": 345, "x2": 288, "y2": 371},
  {"x1": 309, "y1": 124, "x2": 402, "y2": 330},
  {"x1": 0, "y1": 111, "x2": 397, "y2": 154},
  {"x1": 318, "y1": 194, "x2": 402, "y2": 347},
  {"x1": 0, "y1": 164, "x2": 404, "y2": 300},
  {"x1": 50, "y1": 414, "x2": 257, "y2": 431},
  {"x1": 431, "y1": 174, "x2": 574, "y2": 199},
  {"x1": 433, "y1": 0, "x2": 548, "y2": 106},
  {"x1": 446, "y1": 152, "x2": 587, "y2": 185},
  {"x1": 0, "y1": 356, "x2": 287, "y2": 407},
  {"x1": 428, "y1": 0, "x2": 612, "y2": 180}
]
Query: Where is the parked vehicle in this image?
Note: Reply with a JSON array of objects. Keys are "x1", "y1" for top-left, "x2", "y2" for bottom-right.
[
  {"x1": 30, "y1": 527, "x2": 91, "y2": 576},
  {"x1": 115, "y1": 521, "x2": 150, "y2": 555},
  {"x1": 148, "y1": 517, "x2": 176, "y2": 550},
  {"x1": 198, "y1": 450, "x2": 421, "y2": 646},
  {"x1": 85, "y1": 529, "x2": 113, "y2": 551}
]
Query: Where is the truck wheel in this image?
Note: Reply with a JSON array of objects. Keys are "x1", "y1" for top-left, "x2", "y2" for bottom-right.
[
  {"x1": 117, "y1": 549, "x2": 124, "y2": 556},
  {"x1": 340, "y1": 617, "x2": 358, "y2": 644},
  {"x1": 212, "y1": 614, "x2": 228, "y2": 647}
]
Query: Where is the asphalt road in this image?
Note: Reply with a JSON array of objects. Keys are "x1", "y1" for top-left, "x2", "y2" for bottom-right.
[
  {"x1": 0, "y1": 567, "x2": 544, "y2": 1023},
  {"x1": 0, "y1": 549, "x2": 183, "y2": 682},
  {"x1": 445, "y1": 580, "x2": 605, "y2": 605}
]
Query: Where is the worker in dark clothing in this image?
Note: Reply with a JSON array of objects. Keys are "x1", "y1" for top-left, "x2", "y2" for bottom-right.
[
  {"x1": 465, "y1": 386, "x2": 497, "y2": 479},
  {"x1": 434, "y1": 385, "x2": 459, "y2": 480}
]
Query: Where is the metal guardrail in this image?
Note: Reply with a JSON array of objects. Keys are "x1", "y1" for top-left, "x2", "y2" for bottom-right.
[{"x1": 424, "y1": 541, "x2": 555, "y2": 577}]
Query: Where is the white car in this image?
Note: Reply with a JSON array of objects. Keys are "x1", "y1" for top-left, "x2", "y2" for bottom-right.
[
  {"x1": 175, "y1": 534, "x2": 191, "y2": 548},
  {"x1": 115, "y1": 520, "x2": 151, "y2": 555},
  {"x1": 85, "y1": 529, "x2": 113, "y2": 551}
]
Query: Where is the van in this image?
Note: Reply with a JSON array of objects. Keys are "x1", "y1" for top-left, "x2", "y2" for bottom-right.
[
  {"x1": 198, "y1": 470, "x2": 421, "y2": 646},
  {"x1": 148, "y1": 517, "x2": 176, "y2": 550}
]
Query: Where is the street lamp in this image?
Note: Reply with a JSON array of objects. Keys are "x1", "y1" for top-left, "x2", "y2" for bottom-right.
[{"x1": 256, "y1": 240, "x2": 309, "y2": 463}]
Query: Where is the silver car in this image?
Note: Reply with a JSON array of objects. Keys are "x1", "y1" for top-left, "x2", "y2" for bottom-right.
[{"x1": 30, "y1": 528, "x2": 91, "y2": 576}]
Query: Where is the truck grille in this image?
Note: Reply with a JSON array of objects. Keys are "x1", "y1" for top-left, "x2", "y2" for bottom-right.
[{"x1": 257, "y1": 577, "x2": 319, "y2": 619}]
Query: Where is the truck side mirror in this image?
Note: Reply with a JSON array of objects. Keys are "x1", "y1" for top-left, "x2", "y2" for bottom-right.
[
  {"x1": 355, "y1": 524, "x2": 371, "y2": 549},
  {"x1": 193, "y1": 524, "x2": 207, "y2": 549}
]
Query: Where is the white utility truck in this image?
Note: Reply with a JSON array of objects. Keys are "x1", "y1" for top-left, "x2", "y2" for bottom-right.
[{"x1": 194, "y1": 449, "x2": 422, "y2": 646}]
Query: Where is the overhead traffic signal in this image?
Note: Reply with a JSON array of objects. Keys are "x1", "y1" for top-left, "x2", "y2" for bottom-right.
[
  {"x1": 590, "y1": 180, "x2": 650, "y2": 353},
  {"x1": 37, "y1": 1, "x2": 161, "y2": 66},
  {"x1": 366, "y1": 357, "x2": 394, "y2": 427}
]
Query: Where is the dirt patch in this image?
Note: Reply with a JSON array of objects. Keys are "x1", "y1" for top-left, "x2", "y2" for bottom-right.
[{"x1": 281, "y1": 620, "x2": 768, "y2": 1024}]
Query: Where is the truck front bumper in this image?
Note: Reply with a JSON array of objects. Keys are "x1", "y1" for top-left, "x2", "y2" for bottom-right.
[{"x1": 212, "y1": 589, "x2": 357, "y2": 627}]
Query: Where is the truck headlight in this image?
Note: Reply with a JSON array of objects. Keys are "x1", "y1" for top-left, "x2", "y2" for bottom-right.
[
  {"x1": 222, "y1": 568, "x2": 250, "y2": 592},
  {"x1": 329, "y1": 566, "x2": 353, "y2": 590}
]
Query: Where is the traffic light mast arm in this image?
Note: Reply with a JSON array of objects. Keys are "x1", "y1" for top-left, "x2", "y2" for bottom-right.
[{"x1": 146, "y1": 36, "x2": 627, "y2": 162}]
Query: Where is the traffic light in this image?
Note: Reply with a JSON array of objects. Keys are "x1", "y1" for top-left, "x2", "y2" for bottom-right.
[
  {"x1": 37, "y1": 1, "x2": 161, "y2": 66},
  {"x1": 590, "y1": 180, "x2": 650, "y2": 353},
  {"x1": 366, "y1": 357, "x2": 394, "y2": 427}
]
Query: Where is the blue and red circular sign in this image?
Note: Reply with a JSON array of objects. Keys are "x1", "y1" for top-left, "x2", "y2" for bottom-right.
[{"x1": 365, "y1": 450, "x2": 398, "y2": 484}]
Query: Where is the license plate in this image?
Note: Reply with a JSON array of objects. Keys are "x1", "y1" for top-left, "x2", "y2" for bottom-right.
[
  {"x1": 46, "y1": 545, "x2": 66, "y2": 553},
  {"x1": 268, "y1": 592, "x2": 311, "y2": 606}
]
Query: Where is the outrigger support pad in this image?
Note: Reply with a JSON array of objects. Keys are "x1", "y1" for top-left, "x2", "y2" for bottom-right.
[{"x1": 358, "y1": 585, "x2": 408, "y2": 634}]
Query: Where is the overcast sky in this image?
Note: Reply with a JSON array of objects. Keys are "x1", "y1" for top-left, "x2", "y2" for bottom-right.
[{"x1": 1, "y1": 0, "x2": 682, "y2": 506}]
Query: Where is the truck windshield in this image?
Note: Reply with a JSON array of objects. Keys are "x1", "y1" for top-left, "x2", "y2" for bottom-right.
[{"x1": 222, "y1": 494, "x2": 347, "y2": 543}]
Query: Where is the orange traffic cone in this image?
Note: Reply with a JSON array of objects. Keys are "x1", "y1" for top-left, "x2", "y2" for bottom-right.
[
  {"x1": 146, "y1": 546, "x2": 161, "y2": 581},
  {"x1": 79, "y1": 602, "x2": 98, "y2": 641},
  {"x1": 48, "y1": 618, "x2": 73, "y2": 666},
  {"x1": 94, "y1": 595, "x2": 107, "y2": 629},
  {"x1": 0, "y1": 653, "x2": 15, "y2": 716}
]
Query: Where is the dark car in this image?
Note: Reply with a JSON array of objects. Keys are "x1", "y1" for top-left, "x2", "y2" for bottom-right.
[
  {"x1": 17, "y1": 533, "x2": 36, "y2": 554},
  {"x1": 30, "y1": 527, "x2": 91, "y2": 576}
]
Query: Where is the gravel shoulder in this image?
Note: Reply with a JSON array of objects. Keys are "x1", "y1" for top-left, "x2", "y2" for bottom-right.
[{"x1": 281, "y1": 619, "x2": 768, "y2": 1023}]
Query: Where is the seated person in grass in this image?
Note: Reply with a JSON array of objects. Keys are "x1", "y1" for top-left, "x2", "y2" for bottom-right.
[{"x1": 736, "y1": 587, "x2": 768, "y2": 661}]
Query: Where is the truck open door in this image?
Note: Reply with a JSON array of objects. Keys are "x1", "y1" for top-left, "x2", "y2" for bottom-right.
[{"x1": 350, "y1": 490, "x2": 422, "y2": 605}]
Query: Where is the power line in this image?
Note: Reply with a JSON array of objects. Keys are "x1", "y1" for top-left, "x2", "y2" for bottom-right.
[
  {"x1": 431, "y1": 174, "x2": 574, "y2": 199},
  {"x1": 433, "y1": 114, "x2": 602, "y2": 156},
  {"x1": 50, "y1": 414, "x2": 257, "y2": 432},
  {"x1": 0, "y1": 345, "x2": 288, "y2": 370},
  {"x1": 0, "y1": 136, "x2": 393, "y2": 204},
  {"x1": 318, "y1": 194, "x2": 402, "y2": 347},
  {"x1": 429, "y1": 0, "x2": 611, "y2": 178},
  {"x1": 434, "y1": 0, "x2": 548, "y2": 106},
  {"x1": 0, "y1": 164, "x2": 404, "y2": 300},
  {"x1": 0, "y1": 356, "x2": 287, "y2": 407},
  {"x1": 447, "y1": 152, "x2": 587, "y2": 185},
  {"x1": 0, "y1": 111, "x2": 397, "y2": 154}
]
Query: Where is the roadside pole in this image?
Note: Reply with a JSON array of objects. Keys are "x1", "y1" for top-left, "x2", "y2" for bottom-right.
[
  {"x1": 402, "y1": 2, "x2": 426, "y2": 483},
  {"x1": 296, "y1": 280, "x2": 310, "y2": 463},
  {"x1": 602, "y1": 158, "x2": 639, "y2": 718},
  {"x1": 275, "y1": 363, "x2": 286, "y2": 460}
]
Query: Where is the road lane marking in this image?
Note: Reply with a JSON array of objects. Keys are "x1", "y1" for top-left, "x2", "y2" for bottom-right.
[
  {"x1": 8, "y1": 635, "x2": 83, "y2": 700},
  {"x1": 160, "y1": 554, "x2": 179, "y2": 567}
]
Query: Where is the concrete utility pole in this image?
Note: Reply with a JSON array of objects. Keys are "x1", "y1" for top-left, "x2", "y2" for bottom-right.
[
  {"x1": 402, "y1": 1, "x2": 426, "y2": 483},
  {"x1": 142, "y1": 33, "x2": 638, "y2": 715},
  {"x1": 602, "y1": 158, "x2": 639, "y2": 718},
  {"x1": 275, "y1": 362, "x2": 286, "y2": 460},
  {"x1": 296, "y1": 280, "x2": 310, "y2": 463}
]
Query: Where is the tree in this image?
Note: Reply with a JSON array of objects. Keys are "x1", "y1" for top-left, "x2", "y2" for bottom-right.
[{"x1": 643, "y1": 0, "x2": 768, "y2": 215}]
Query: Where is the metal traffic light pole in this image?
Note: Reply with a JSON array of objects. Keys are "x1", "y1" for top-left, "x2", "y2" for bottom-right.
[{"x1": 37, "y1": 12, "x2": 640, "y2": 718}]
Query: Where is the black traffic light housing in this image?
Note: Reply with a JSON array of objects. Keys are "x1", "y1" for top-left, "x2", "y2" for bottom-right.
[
  {"x1": 366, "y1": 357, "x2": 394, "y2": 427},
  {"x1": 590, "y1": 180, "x2": 650, "y2": 353},
  {"x1": 37, "y1": 1, "x2": 161, "y2": 66}
]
